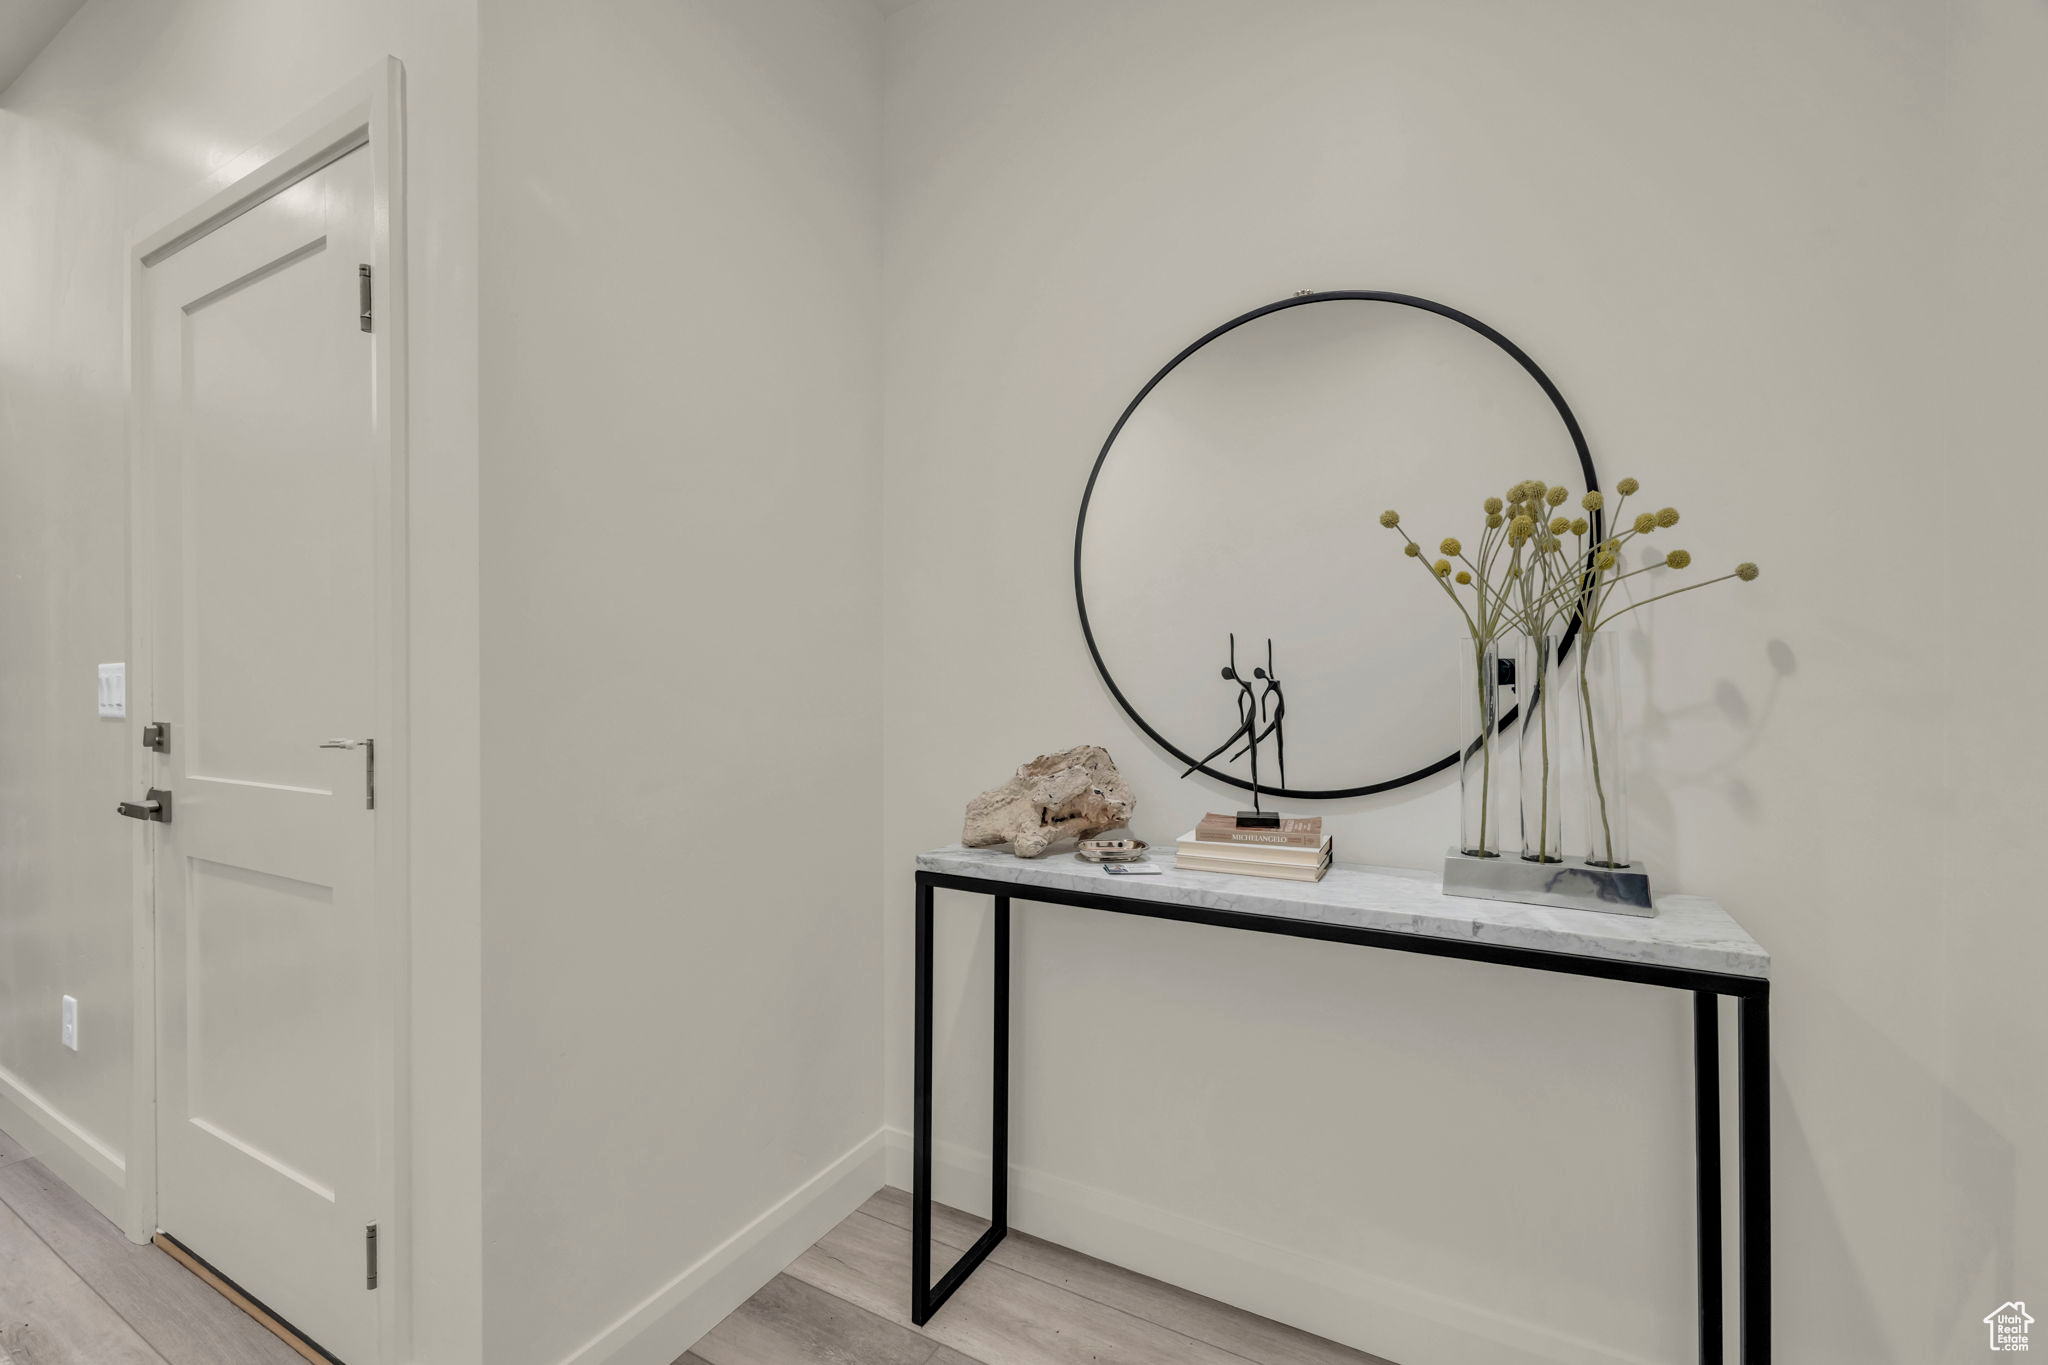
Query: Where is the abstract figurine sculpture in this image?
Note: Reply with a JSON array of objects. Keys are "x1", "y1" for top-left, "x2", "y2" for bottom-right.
[{"x1": 1181, "y1": 635, "x2": 1287, "y2": 827}]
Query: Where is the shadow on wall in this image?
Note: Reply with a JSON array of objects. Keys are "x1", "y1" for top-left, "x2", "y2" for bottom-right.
[
  {"x1": 1774, "y1": 979, "x2": 2015, "y2": 1363},
  {"x1": 1633, "y1": 636, "x2": 1796, "y2": 834},
  {"x1": 1933, "y1": 1085, "x2": 2018, "y2": 1357}
]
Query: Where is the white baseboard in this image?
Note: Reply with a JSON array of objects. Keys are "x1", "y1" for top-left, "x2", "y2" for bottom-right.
[
  {"x1": 0, "y1": 1061, "x2": 126, "y2": 1220},
  {"x1": 555, "y1": 1126, "x2": 888, "y2": 1365},
  {"x1": 882, "y1": 1126, "x2": 1659, "y2": 1365}
]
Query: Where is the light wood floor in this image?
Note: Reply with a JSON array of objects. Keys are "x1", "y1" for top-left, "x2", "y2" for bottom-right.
[
  {"x1": 681, "y1": 1186, "x2": 1393, "y2": 1365},
  {"x1": 0, "y1": 1121, "x2": 1387, "y2": 1365},
  {"x1": 0, "y1": 1124, "x2": 301, "y2": 1365}
]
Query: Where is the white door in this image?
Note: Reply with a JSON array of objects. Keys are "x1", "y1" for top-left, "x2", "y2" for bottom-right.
[{"x1": 141, "y1": 147, "x2": 381, "y2": 1365}]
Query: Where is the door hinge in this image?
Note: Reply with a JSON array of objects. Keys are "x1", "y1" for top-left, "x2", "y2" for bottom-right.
[
  {"x1": 365, "y1": 1223, "x2": 378, "y2": 1289},
  {"x1": 142, "y1": 721, "x2": 170, "y2": 753},
  {"x1": 358, "y1": 264, "x2": 373, "y2": 333}
]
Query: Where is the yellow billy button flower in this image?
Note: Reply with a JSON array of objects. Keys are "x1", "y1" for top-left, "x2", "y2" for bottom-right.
[
  {"x1": 1656, "y1": 507, "x2": 1680, "y2": 528},
  {"x1": 1570, "y1": 517, "x2": 1589, "y2": 536},
  {"x1": 1617, "y1": 477, "x2": 1640, "y2": 496},
  {"x1": 1594, "y1": 549, "x2": 1617, "y2": 570},
  {"x1": 1455, "y1": 569, "x2": 1472, "y2": 585},
  {"x1": 1509, "y1": 515, "x2": 1535, "y2": 544},
  {"x1": 1735, "y1": 562, "x2": 1760, "y2": 581},
  {"x1": 1379, "y1": 509, "x2": 1401, "y2": 528},
  {"x1": 1404, "y1": 542, "x2": 1422, "y2": 557},
  {"x1": 1434, "y1": 558, "x2": 1453, "y2": 578},
  {"x1": 1546, "y1": 485, "x2": 1569, "y2": 507},
  {"x1": 1487, "y1": 513, "x2": 1504, "y2": 529},
  {"x1": 1484, "y1": 496, "x2": 1503, "y2": 514},
  {"x1": 1581, "y1": 490, "x2": 1605, "y2": 511},
  {"x1": 1440, "y1": 537, "x2": 1462, "y2": 556},
  {"x1": 1549, "y1": 516, "x2": 1570, "y2": 535},
  {"x1": 1663, "y1": 549, "x2": 1692, "y2": 569},
  {"x1": 1633, "y1": 512, "x2": 1657, "y2": 534}
]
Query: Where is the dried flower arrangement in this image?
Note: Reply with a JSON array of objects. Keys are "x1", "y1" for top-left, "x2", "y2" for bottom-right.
[
  {"x1": 1381, "y1": 478, "x2": 1760, "y2": 871},
  {"x1": 1376, "y1": 506, "x2": 1511, "y2": 855},
  {"x1": 1557, "y1": 479, "x2": 1759, "y2": 867}
]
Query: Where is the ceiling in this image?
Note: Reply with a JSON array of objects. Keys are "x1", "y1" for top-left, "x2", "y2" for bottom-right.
[
  {"x1": 0, "y1": 0, "x2": 922, "y2": 99},
  {"x1": 0, "y1": 0, "x2": 85, "y2": 95},
  {"x1": 0, "y1": 0, "x2": 917, "y2": 95}
]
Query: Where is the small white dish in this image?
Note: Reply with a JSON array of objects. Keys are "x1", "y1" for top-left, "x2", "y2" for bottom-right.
[{"x1": 1075, "y1": 840, "x2": 1149, "y2": 864}]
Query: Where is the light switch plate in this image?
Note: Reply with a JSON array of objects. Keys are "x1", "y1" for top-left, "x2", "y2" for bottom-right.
[
  {"x1": 97, "y1": 663, "x2": 125, "y2": 719},
  {"x1": 61, "y1": 996, "x2": 78, "y2": 1051}
]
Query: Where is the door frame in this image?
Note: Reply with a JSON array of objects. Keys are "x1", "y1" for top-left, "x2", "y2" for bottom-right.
[{"x1": 124, "y1": 57, "x2": 411, "y2": 1363}]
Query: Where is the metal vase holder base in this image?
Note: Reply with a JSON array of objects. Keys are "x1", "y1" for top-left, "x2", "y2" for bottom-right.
[{"x1": 1441, "y1": 849, "x2": 1655, "y2": 917}]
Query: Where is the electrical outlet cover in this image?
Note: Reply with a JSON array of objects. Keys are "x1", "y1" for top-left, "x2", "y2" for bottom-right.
[{"x1": 61, "y1": 995, "x2": 78, "y2": 1051}]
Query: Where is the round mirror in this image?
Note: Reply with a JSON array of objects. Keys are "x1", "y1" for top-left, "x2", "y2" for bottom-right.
[{"x1": 1074, "y1": 292, "x2": 1599, "y2": 799}]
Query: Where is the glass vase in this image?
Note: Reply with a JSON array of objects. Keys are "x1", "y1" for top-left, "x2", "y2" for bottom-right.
[
  {"x1": 1517, "y1": 631, "x2": 1565, "y2": 864},
  {"x1": 1457, "y1": 637, "x2": 1504, "y2": 858},
  {"x1": 1575, "y1": 630, "x2": 1630, "y2": 868}
]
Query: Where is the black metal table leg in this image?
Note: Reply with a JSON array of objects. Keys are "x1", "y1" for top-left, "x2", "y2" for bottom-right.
[
  {"x1": 1694, "y1": 992, "x2": 1722, "y2": 1363},
  {"x1": 911, "y1": 880, "x2": 1010, "y2": 1326},
  {"x1": 912, "y1": 879, "x2": 933, "y2": 1322},
  {"x1": 991, "y1": 895, "x2": 1010, "y2": 1235},
  {"x1": 1738, "y1": 990, "x2": 1771, "y2": 1363}
]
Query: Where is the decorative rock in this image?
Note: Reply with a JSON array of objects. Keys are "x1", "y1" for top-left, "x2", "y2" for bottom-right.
[{"x1": 962, "y1": 746, "x2": 1136, "y2": 858}]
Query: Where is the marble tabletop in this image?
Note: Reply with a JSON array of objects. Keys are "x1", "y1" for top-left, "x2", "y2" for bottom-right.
[{"x1": 917, "y1": 844, "x2": 1769, "y2": 980}]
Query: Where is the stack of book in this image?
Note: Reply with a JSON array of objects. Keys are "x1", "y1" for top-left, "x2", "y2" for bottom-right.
[{"x1": 1175, "y1": 814, "x2": 1332, "y2": 882}]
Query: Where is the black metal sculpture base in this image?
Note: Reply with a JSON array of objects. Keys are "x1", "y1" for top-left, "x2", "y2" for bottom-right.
[{"x1": 1234, "y1": 810, "x2": 1281, "y2": 828}]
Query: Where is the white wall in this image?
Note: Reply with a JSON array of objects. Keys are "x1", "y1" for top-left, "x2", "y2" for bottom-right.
[
  {"x1": 882, "y1": 3, "x2": 2046, "y2": 1362},
  {"x1": 1935, "y1": 0, "x2": 2048, "y2": 1343},
  {"x1": 0, "y1": 4, "x2": 485, "y2": 1358},
  {"x1": 476, "y1": 3, "x2": 884, "y2": 1363}
]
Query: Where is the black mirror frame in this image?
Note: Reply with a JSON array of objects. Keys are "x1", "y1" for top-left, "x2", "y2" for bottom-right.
[{"x1": 1072, "y1": 290, "x2": 1604, "y2": 800}]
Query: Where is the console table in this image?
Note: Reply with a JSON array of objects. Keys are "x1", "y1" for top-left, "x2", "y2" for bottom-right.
[{"x1": 912, "y1": 844, "x2": 1771, "y2": 1363}]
